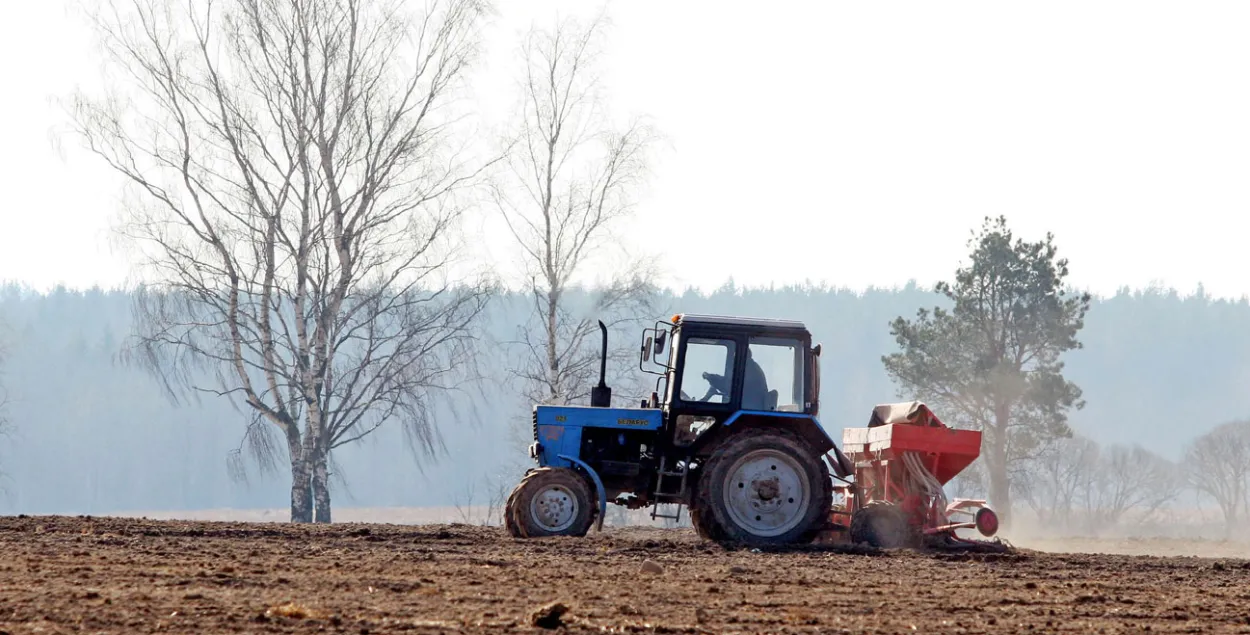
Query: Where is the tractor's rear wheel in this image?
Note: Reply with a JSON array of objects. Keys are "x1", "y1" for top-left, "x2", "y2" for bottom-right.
[
  {"x1": 505, "y1": 467, "x2": 596, "y2": 538},
  {"x1": 848, "y1": 501, "x2": 920, "y2": 549},
  {"x1": 689, "y1": 505, "x2": 726, "y2": 541},
  {"x1": 693, "y1": 429, "x2": 831, "y2": 546}
]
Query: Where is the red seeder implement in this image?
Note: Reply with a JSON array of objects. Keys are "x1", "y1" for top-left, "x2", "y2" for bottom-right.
[{"x1": 826, "y1": 401, "x2": 1004, "y2": 550}]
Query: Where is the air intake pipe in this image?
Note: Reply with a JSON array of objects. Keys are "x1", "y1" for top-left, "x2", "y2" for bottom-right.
[{"x1": 590, "y1": 320, "x2": 612, "y2": 408}]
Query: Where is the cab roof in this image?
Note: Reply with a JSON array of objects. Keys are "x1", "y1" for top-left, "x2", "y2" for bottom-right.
[{"x1": 672, "y1": 313, "x2": 808, "y2": 331}]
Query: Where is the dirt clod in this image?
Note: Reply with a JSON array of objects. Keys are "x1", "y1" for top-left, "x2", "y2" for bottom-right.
[
  {"x1": 265, "y1": 602, "x2": 323, "y2": 620},
  {"x1": 640, "y1": 559, "x2": 664, "y2": 574},
  {"x1": 694, "y1": 607, "x2": 710, "y2": 623},
  {"x1": 530, "y1": 601, "x2": 571, "y2": 629}
]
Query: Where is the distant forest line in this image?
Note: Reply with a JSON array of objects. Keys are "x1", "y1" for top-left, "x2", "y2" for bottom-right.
[{"x1": 0, "y1": 281, "x2": 1246, "y2": 517}]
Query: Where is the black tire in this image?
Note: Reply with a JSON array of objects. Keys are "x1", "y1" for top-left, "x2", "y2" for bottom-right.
[
  {"x1": 688, "y1": 504, "x2": 726, "y2": 541},
  {"x1": 848, "y1": 501, "x2": 920, "y2": 549},
  {"x1": 503, "y1": 476, "x2": 526, "y2": 538},
  {"x1": 505, "y1": 467, "x2": 596, "y2": 538},
  {"x1": 689, "y1": 464, "x2": 728, "y2": 541},
  {"x1": 694, "y1": 428, "x2": 831, "y2": 546}
]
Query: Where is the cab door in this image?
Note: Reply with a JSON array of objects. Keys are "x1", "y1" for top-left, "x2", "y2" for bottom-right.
[{"x1": 667, "y1": 331, "x2": 742, "y2": 446}]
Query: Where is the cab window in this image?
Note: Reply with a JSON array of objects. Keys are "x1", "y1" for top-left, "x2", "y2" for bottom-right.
[
  {"x1": 745, "y1": 336, "x2": 804, "y2": 411},
  {"x1": 679, "y1": 338, "x2": 736, "y2": 404}
]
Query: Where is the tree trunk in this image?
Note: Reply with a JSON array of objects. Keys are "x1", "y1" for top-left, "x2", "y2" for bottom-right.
[
  {"x1": 545, "y1": 288, "x2": 560, "y2": 404},
  {"x1": 313, "y1": 452, "x2": 332, "y2": 523},
  {"x1": 287, "y1": 426, "x2": 315, "y2": 523},
  {"x1": 1222, "y1": 490, "x2": 1242, "y2": 540},
  {"x1": 988, "y1": 404, "x2": 1013, "y2": 530},
  {"x1": 290, "y1": 454, "x2": 314, "y2": 523}
]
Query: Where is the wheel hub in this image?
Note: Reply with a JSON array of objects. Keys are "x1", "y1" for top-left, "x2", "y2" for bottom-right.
[
  {"x1": 722, "y1": 449, "x2": 809, "y2": 537},
  {"x1": 529, "y1": 484, "x2": 578, "y2": 532},
  {"x1": 755, "y1": 479, "x2": 780, "y2": 501}
]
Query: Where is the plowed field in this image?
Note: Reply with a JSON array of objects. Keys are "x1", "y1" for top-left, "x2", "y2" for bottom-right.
[{"x1": 1, "y1": 515, "x2": 1248, "y2": 634}]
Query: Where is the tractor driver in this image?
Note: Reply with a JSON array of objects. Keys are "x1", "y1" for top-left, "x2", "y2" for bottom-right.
[
  {"x1": 740, "y1": 348, "x2": 770, "y2": 410},
  {"x1": 696, "y1": 348, "x2": 771, "y2": 408}
]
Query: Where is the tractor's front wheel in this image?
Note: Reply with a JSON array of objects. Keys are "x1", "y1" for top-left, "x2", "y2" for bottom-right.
[
  {"x1": 505, "y1": 467, "x2": 596, "y2": 538},
  {"x1": 503, "y1": 471, "x2": 528, "y2": 538},
  {"x1": 693, "y1": 429, "x2": 831, "y2": 546}
]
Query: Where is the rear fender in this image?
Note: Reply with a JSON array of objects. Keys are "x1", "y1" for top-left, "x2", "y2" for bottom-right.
[{"x1": 692, "y1": 411, "x2": 852, "y2": 478}]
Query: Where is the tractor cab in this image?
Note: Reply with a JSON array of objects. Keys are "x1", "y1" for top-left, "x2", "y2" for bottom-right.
[{"x1": 640, "y1": 314, "x2": 830, "y2": 455}]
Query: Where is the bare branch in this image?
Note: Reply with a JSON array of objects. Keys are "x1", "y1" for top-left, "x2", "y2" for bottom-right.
[{"x1": 492, "y1": 11, "x2": 661, "y2": 411}]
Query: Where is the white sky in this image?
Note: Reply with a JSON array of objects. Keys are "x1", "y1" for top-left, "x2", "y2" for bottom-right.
[{"x1": 2, "y1": 1, "x2": 1249, "y2": 298}]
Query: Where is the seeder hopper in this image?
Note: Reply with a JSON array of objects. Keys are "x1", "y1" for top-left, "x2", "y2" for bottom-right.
[{"x1": 827, "y1": 401, "x2": 1003, "y2": 550}]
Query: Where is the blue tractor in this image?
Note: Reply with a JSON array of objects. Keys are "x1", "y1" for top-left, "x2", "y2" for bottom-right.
[{"x1": 504, "y1": 313, "x2": 856, "y2": 546}]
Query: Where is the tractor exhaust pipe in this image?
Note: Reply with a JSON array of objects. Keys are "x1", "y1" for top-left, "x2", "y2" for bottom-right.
[{"x1": 590, "y1": 320, "x2": 612, "y2": 408}]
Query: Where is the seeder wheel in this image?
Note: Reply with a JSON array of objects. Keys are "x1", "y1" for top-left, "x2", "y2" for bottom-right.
[
  {"x1": 975, "y1": 506, "x2": 999, "y2": 537},
  {"x1": 848, "y1": 501, "x2": 920, "y2": 549},
  {"x1": 505, "y1": 467, "x2": 596, "y2": 538}
]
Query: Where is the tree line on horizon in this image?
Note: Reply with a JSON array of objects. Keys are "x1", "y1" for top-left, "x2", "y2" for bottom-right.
[{"x1": 1, "y1": 277, "x2": 1249, "y2": 537}]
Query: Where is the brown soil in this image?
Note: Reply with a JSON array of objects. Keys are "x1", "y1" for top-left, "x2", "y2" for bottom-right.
[{"x1": 1, "y1": 515, "x2": 1248, "y2": 634}]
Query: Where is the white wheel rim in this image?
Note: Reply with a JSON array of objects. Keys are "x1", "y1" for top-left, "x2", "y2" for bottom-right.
[
  {"x1": 529, "y1": 484, "x2": 578, "y2": 532},
  {"x1": 722, "y1": 449, "x2": 810, "y2": 537}
]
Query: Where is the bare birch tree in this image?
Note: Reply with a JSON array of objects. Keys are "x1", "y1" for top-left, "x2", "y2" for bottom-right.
[
  {"x1": 1016, "y1": 436, "x2": 1179, "y2": 534},
  {"x1": 492, "y1": 12, "x2": 661, "y2": 410},
  {"x1": 1015, "y1": 435, "x2": 1099, "y2": 530},
  {"x1": 1183, "y1": 420, "x2": 1250, "y2": 537},
  {"x1": 67, "y1": 0, "x2": 496, "y2": 523},
  {"x1": 1083, "y1": 444, "x2": 1178, "y2": 532}
]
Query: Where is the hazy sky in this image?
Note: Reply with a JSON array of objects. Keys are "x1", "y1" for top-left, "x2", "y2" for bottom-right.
[{"x1": 3, "y1": 1, "x2": 1249, "y2": 298}]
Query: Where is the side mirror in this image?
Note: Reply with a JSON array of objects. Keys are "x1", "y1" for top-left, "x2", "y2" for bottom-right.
[
  {"x1": 642, "y1": 336, "x2": 653, "y2": 363},
  {"x1": 654, "y1": 331, "x2": 667, "y2": 356}
]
